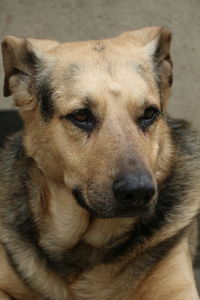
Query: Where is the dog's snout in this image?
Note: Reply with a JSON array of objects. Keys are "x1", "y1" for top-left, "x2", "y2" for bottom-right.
[{"x1": 113, "y1": 172, "x2": 156, "y2": 206}]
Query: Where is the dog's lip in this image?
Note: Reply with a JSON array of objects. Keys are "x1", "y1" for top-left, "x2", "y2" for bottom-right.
[
  {"x1": 72, "y1": 187, "x2": 91, "y2": 211},
  {"x1": 72, "y1": 187, "x2": 157, "y2": 218}
]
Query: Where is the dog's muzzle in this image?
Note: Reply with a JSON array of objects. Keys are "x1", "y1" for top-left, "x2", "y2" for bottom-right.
[{"x1": 73, "y1": 171, "x2": 157, "y2": 218}]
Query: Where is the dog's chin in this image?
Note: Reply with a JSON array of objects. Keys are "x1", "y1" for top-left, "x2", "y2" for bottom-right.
[
  {"x1": 85, "y1": 205, "x2": 155, "y2": 219},
  {"x1": 72, "y1": 188, "x2": 156, "y2": 219}
]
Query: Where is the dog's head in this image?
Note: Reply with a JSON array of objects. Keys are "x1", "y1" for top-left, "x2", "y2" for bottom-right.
[{"x1": 1, "y1": 27, "x2": 173, "y2": 218}]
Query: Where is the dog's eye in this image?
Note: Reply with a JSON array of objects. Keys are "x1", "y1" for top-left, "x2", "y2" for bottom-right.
[
  {"x1": 64, "y1": 108, "x2": 95, "y2": 131},
  {"x1": 138, "y1": 106, "x2": 160, "y2": 130},
  {"x1": 72, "y1": 110, "x2": 90, "y2": 123}
]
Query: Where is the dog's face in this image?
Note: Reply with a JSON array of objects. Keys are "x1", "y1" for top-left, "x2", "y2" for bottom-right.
[{"x1": 2, "y1": 27, "x2": 173, "y2": 218}]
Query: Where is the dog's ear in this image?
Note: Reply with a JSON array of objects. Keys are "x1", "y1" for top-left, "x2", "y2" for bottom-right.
[
  {"x1": 142, "y1": 27, "x2": 172, "y2": 89},
  {"x1": 1, "y1": 36, "x2": 59, "y2": 108},
  {"x1": 121, "y1": 27, "x2": 172, "y2": 104}
]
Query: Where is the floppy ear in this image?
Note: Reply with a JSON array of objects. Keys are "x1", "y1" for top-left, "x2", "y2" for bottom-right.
[
  {"x1": 1, "y1": 36, "x2": 59, "y2": 107},
  {"x1": 121, "y1": 26, "x2": 172, "y2": 104}
]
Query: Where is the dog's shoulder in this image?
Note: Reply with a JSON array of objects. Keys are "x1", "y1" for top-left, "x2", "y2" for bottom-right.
[
  {"x1": 0, "y1": 133, "x2": 24, "y2": 162},
  {"x1": 0, "y1": 133, "x2": 27, "y2": 185}
]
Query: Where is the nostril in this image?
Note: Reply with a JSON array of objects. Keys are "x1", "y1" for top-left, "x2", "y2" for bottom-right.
[{"x1": 124, "y1": 192, "x2": 135, "y2": 203}]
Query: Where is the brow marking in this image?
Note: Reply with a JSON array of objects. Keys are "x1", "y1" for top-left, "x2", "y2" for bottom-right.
[{"x1": 64, "y1": 63, "x2": 81, "y2": 82}]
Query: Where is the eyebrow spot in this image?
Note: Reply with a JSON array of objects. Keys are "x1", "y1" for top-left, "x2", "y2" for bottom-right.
[
  {"x1": 82, "y1": 96, "x2": 95, "y2": 107},
  {"x1": 125, "y1": 60, "x2": 151, "y2": 84},
  {"x1": 127, "y1": 61, "x2": 146, "y2": 75},
  {"x1": 64, "y1": 63, "x2": 81, "y2": 82},
  {"x1": 68, "y1": 63, "x2": 80, "y2": 74}
]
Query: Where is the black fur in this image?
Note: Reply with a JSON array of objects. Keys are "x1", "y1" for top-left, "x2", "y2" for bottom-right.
[
  {"x1": 24, "y1": 48, "x2": 39, "y2": 69},
  {"x1": 36, "y1": 76, "x2": 55, "y2": 121},
  {"x1": 118, "y1": 226, "x2": 188, "y2": 279},
  {"x1": 0, "y1": 135, "x2": 39, "y2": 244}
]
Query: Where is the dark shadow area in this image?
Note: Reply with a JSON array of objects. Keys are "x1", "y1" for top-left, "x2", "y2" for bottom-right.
[{"x1": 0, "y1": 110, "x2": 23, "y2": 147}]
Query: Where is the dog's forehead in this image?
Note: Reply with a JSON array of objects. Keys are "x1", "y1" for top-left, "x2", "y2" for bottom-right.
[
  {"x1": 50, "y1": 36, "x2": 141, "y2": 55},
  {"x1": 37, "y1": 38, "x2": 160, "y2": 118},
  {"x1": 50, "y1": 37, "x2": 150, "y2": 70},
  {"x1": 50, "y1": 40, "x2": 156, "y2": 99}
]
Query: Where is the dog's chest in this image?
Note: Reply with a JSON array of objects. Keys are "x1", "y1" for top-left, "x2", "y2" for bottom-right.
[{"x1": 68, "y1": 263, "x2": 136, "y2": 300}]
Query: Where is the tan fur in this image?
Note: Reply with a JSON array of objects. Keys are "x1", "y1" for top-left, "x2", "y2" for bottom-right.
[
  {"x1": 39, "y1": 181, "x2": 90, "y2": 253},
  {"x1": 0, "y1": 244, "x2": 37, "y2": 300},
  {"x1": 133, "y1": 239, "x2": 199, "y2": 300}
]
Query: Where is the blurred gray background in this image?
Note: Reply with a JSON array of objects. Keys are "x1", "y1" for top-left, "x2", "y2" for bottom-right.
[
  {"x1": 0, "y1": 0, "x2": 200, "y2": 290},
  {"x1": 0, "y1": 0, "x2": 200, "y2": 128}
]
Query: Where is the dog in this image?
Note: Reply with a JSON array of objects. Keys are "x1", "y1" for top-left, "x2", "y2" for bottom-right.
[{"x1": 0, "y1": 26, "x2": 199, "y2": 300}]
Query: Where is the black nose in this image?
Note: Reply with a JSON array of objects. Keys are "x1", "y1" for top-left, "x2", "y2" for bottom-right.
[{"x1": 113, "y1": 172, "x2": 156, "y2": 206}]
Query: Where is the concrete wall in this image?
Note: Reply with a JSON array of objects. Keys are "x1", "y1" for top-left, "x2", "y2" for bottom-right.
[{"x1": 0, "y1": 0, "x2": 200, "y2": 129}]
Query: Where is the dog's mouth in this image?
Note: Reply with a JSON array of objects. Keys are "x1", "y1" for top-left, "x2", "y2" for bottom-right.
[{"x1": 72, "y1": 187, "x2": 157, "y2": 218}]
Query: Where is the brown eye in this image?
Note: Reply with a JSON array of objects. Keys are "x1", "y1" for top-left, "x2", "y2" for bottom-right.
[
  {"x1": 138, "y1": 106, "x2": 160, "y2": 130},
  {"x1": 143, "y1": 107, "x2": 157, "y2": 120},
  {"x1": 73, "y1": 110, "x2": 90, "y2": 122},
  {"x1": 64, "y1": 108, "x2": 96, "y2": 132}
]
